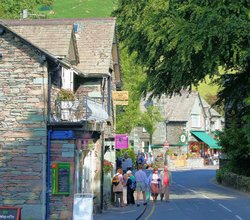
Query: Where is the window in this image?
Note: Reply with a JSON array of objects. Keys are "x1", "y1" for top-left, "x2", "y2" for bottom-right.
[
  {"x1": 142, "y1": 127, "x2": 147, "y2": 133},
  {"x1": 214, "y1": 119, "x2": 221, "y2": 130},
  {"x1": 191, "y1": 114, "x2": 201, "y2": 127}
]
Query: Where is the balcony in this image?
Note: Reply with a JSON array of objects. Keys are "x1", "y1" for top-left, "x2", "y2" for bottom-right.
[{"x1": 50, "y1": 96, "x2": 109, "y2": 124}]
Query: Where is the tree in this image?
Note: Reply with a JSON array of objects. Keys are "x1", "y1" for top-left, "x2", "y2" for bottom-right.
[
  {"x1": 113, "y1": 0, "x2": 250, "y2": 98},
  {"x1": 115, "y1": 47, "x2": 146, "y2": 134},
  {"x1": 0, "y1": 0, "x2": 53, "y2": 19},
  {"x1": 113, "y1": 0, "x2": 250, "y2": 175},
  {"x1": 139, "y1": 105, "x2": 163, "y2": 146}
]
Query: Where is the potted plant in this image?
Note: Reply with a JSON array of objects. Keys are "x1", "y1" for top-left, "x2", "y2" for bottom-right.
[
  {"x1": 58, "y1": 88, "x2": 76, "y2": 101},
  {"x1": 58, "y1": 89, "x2": 77, "y2": 120}
]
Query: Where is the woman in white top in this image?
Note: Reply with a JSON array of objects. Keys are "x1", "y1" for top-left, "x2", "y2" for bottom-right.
[{"x1": 147, "y1": 167, "x2": 161, "y2": 202}]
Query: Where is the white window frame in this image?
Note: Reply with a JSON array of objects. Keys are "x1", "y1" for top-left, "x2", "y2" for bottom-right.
[{"x1": 191, "y1": 114, "x2": 201, "y2": 128}]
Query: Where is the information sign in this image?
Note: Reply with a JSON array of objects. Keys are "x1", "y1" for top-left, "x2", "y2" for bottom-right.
[
  {"x1": 0, "y1": 207, "x2": 21, "y2": 220},
  {"x1": 51, "y1": 163, "x2": 71, "y2": 195}
]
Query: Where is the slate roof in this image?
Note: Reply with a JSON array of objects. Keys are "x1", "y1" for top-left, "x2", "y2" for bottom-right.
[
  {"x1": 4, "y1": 22, "x2": 73, "y2": 58},
  {"x1": 0, "y1": 21, "x2": 66, "y2": 65},
  {"x1": 2, "y1": 18, "x2": 116, "y2": 76},
  {"x1": 162, "y1": 90, "x2": 198, "y2": 122}
]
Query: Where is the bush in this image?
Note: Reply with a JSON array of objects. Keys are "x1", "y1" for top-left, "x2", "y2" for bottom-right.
[{"x1": 216, "y1": 169, "x2": 223, "y2": 184}]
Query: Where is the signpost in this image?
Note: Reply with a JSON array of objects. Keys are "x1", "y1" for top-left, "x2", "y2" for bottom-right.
[{"x1": 163, "y1": 140, "x2": 170, "y2": 165}]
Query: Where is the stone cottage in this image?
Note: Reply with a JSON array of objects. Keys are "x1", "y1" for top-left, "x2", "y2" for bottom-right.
[
  {"x1": 0, "y1": 18, "x2": 121, "y2": 220},
  {"x1": 130, "y1": 90, "x2": 224, "y2": 167}
]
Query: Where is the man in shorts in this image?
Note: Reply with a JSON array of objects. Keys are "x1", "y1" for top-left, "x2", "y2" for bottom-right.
[{"x1": 134, "y1": 164, "x2": 148, "y2": 206}]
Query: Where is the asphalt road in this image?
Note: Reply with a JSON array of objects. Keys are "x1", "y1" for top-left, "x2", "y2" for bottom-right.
[{"x1": 94, "y1": 167, "x2": 250, "y2": 220}]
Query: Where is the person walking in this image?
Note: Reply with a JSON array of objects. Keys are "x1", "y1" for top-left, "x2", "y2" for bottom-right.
[
  {"x1": 112, "y1": 168, "x2": 124, "y2": 207},
  {"x1": 148, "y1": 167, "x2": 161, "y2": 202},
  {"x1": 160, "y1": 165, "x2": 172, "y2": 202},
  {"x1": 126, "y1": 156, "x2": 133, "y2": 171},
  {"x1": 126, "y1": 170, "x2": 136, "y2": 205},
  {"x1": 134, "y1": 164, "x2": 148, "y2": 206}
]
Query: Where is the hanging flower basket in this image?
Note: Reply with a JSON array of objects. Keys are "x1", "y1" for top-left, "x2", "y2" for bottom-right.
[{"x1": 104, "y1": 159, "x2": 113, "y2": 174}]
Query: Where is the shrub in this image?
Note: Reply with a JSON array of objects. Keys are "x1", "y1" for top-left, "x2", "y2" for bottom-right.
[{"x1": 216, "y1": 169, "x2": 223, "y2": 183}]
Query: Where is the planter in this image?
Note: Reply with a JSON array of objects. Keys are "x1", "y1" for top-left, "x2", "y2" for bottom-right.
[
  {"x1": 60, "y1": 101, "x2": 79, "y2": 121},
  {"x1": 61, "y1": 101, "x2": 74, "y2": 120}
]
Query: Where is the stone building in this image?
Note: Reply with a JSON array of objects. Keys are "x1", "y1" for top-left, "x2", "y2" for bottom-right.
[
  {"x1": 0, "y1": 18, "x2": 121, "y2": 220},
  {"x1": 130, "y1": 91, "x2": 224, "y2": 167}
]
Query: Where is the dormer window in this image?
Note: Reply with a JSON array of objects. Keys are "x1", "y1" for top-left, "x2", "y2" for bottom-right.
[{"x1": 191, "y1": 114, "x2": 201, "y2": 128}]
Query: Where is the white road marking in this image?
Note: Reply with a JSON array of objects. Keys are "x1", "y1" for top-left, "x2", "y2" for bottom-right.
[
  {"x1": 219, "y1": 203, "x2": 232, "y2": 212},
  {"x1": 177, "y1": 184, "x2": 185, "y2": 188},
  {"x1": 188, "y1": 189, "x2": 196, "y2": 193},
  {"x1": 202, "y1": 194, "x2": 215, "y2": 202},
  {"x1": 235, "y1": 215, "x2": 243, "y2": 220},
  {"x1": 175, "y1": 181, "x2": 244, "y2": 220}
]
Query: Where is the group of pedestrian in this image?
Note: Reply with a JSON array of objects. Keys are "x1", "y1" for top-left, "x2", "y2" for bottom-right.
[
  {"x1": 148, "y1": 166, "x2": 171, "y2": 202},
  {"x1": 112, "y1": 168, "x2": 136, "y2": 207},
  {"x1": 112, "y1": 164, "x2": 172, "y2": 207}
]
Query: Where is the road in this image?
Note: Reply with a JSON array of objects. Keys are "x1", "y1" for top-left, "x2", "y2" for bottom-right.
[{"x1": 94, "y1": 167, "x2": 250, "y2": 220}]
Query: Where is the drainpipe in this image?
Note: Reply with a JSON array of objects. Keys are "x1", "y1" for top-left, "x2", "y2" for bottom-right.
[
  {"x1": 100, "y1": 123, "x2": 104, "y2": 212},
  {"x1": 46, "y1": 129, "x2": 52, "y2": 220},
  {"x1": 46, "y1": 61, "x2": 52, "y2": 220}
]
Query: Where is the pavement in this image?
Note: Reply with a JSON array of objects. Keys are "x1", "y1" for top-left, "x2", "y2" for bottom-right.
[{"x1": 93, "y1": 202, "x2": 150, "y2": 220}]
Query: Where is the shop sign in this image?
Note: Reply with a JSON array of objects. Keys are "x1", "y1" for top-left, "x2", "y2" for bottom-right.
[
  {"x1": 0, "y1": 207, "x2": 21, "y2": 220},
  {"x1": 51, "y1": 163, "x2": 71, "y2": 195},
  {"x1": 112, "y1": 91, "x2": 129, "y2": 100},
  {"x1": 113, "y1": 100, "x2": 128, "y2": 106},
  {"x1": 115, "y1": 134, "x2": 128, "y2": 149}
]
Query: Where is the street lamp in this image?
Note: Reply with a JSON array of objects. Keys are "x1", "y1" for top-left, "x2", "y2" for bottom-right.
[{"x1": 163, "y1": 140, "x2": 170, "y2": 165}]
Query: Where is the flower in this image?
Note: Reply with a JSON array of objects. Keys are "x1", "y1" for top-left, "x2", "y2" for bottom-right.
[{"x1": 104, "y1": 159, "x2": 113, "y2": 174}]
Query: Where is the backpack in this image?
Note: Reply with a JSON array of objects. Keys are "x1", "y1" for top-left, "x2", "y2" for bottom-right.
[
  {"x1": 137, "y1": 157, "x2": 144, "y2": 164},
  {"x1": 112, "y1": 175, "x2": 119, "y2": 186},
  {"x1": 129, "y1": 178, "x2": 136, "y2": 190}
]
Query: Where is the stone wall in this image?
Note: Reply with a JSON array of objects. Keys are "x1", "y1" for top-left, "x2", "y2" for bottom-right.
[{"x1": 0, "y1": 31, "x2": 48, "y2": 219}]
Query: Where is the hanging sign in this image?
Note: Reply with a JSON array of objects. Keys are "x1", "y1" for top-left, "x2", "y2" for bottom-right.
[
  {"x1": 113, "y1": 100, "x2": 128, "y2": 106},
  {"x1": 112, "y1": 91, "x2": 129, "y2": 100},
  {"x1": 115, "y1": 134, "x2": 128, "y2": 149}
]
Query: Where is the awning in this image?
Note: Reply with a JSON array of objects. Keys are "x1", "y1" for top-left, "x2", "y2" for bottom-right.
[
  {"x1": 86, "y1": 99, "x2": 109, "y2": 122},
  {"x1": 191, "y1": 131, "x2": 221, "y2": 149}
]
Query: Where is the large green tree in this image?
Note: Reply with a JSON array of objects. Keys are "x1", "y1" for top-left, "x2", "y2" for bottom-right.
[
  {"x1": 113, "y1": 0, "x2": 249, "y2": 98},
  {"x1": 0, "y1": 0, "x2": 53, "y2": 19},
  {"x1": 113, "y1": 0, "x2": 250, "y2": 175}
]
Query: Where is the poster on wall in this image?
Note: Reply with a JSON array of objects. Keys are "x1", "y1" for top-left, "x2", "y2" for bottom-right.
[
  {"x1": 115, "y1": 134, "x2": 128, "y2": 149},
  {"x1": 51, "y1": 163, "x2": 71, "y2": 195}
]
